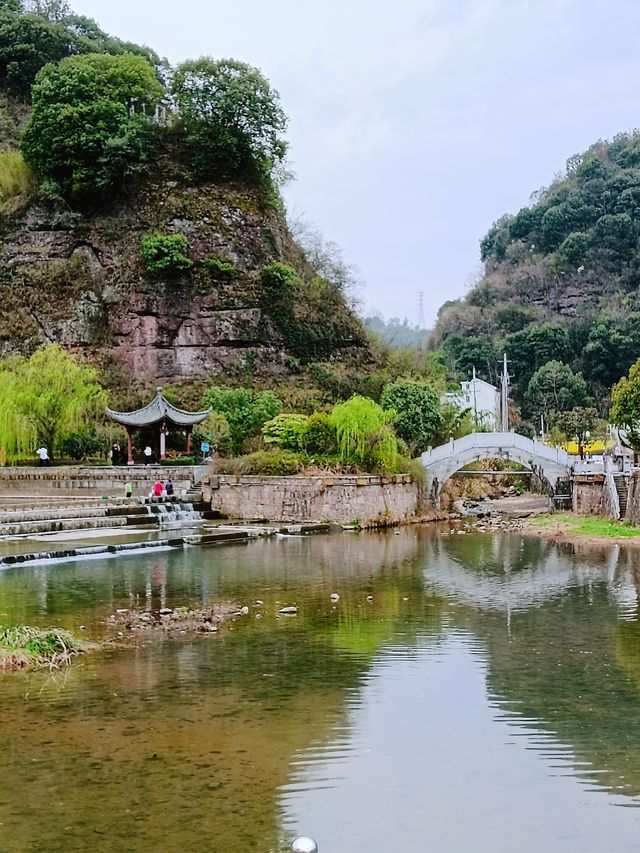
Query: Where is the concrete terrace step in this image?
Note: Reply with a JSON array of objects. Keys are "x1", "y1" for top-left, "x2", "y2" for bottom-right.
[{"x1": 0, "y1": 515, "x2": 132, "y2": 537}]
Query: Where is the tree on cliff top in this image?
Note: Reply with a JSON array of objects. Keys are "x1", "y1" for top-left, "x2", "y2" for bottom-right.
[
  {"x1": 171, "y1": 58, "x2": 288, "y2": 184},
  {"x1": 611, "y1": 359, "x2": 640, "y2": 451},
  {"x1": 0, "y1": 344, "x2": 105, "y2": 461},
  {"x1": 21, "y1": 52, "x2": 163, "y2": 202}
]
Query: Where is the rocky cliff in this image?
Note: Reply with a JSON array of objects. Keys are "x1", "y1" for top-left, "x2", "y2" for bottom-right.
[{"x1": 0, "y1": 142, "x2": 367, "y2": 394}]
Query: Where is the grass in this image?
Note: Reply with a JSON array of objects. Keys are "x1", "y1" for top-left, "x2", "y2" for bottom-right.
[
  {"x1": 531, "y1": 514, "x2": 640, "y2": 539},
  {"x1": 0, "y1": 625, "x2": 87, "y2": 672},
  {"x1": 0, "y1": 149, "x2": 36, "y2": 209}
]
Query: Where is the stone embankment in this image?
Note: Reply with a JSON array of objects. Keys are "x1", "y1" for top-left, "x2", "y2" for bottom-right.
[
  {"x1": 205, "y1": 473, "x2": 420, "y2": 526},
  {"x1": 0, "y1": 465, "x2": 208, "y2": 497}
]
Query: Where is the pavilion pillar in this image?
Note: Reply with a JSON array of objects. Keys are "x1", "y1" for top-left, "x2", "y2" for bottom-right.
[
  {"x1": 126, "y1": 430, "x2": 133, "y2": 465},
  {"x1": 160, "y1": 421, "x2": 166, "y2": 460},
  {"x1": 186, "y1": 429, "x2": 192, "y2": 455}
]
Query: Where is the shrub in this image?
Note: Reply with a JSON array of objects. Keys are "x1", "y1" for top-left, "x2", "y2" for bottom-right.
[
  {"x1": 203, "y1": 387, "x2": 282, "y2": 454},
  {"x1": 59, "y1": 425, "x2": 108, "y2": 460},
  {"x1": 0, "y1": 149, "x2": 35, "y2": 208},
  {"x1": 299, "y1": 412, "x2": 337, "y2": 455},
  {"x1": 380, "y1": 379, "x2": 443, "y2": 456},
  {"x1": 262, "y1": 413, "x2": 309, "y2": 451},
  {"x1": 192, "y1": 412, "x2": 232, "y2": 454},
  {"x1": 217, "y1": 449, "x2": 303, "y2": 476},
  {"x1": 140, "y1": 233, "x2": 192, "y2": 275},
  {"x1": 330, "y1": 395, "x2": 399, "y2": 471},
  {"x1": 159, "y1": 456, "x2": 196, "y2": 466},
  {"x1": 261, "y1": 262, "x2": 299, "y2": 297},
  {"x1": 201, "y1": 255, "x2": 235, "y2": 276}
]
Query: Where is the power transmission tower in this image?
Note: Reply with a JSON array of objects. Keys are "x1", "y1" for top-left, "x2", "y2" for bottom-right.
[{"x1": 418, "y1": 291, "x2": 426, "y2": 330}]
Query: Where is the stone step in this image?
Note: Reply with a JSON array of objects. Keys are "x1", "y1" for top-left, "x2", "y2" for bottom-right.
[{"x1": 0, "y1": 515, "x2": 131, "y2": 537}]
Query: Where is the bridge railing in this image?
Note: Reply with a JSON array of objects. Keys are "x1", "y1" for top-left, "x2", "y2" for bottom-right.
[{"x1": 420, "y1": 432, "x2": 571, "y2": 468}]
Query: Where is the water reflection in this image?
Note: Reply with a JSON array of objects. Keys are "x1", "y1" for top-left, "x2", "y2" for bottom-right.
[{"x1": 0, "y1": 529, "x2": 640, "y2": 850}]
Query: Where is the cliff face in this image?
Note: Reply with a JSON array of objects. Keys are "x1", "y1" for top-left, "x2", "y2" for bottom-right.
[{"x1": 0, "y1": 147, "x2": 366, "y2": 386}]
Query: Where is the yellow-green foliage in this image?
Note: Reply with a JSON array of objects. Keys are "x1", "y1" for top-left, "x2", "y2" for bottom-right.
[
  {"x1": 0, "y1": 344, "x2": 106, "y2": 462},
  {"x1": 0, "y1": 149, "x2": 35, "y2": 208},
  {"x1": 330, "y1": 395, "x2": 399, "y2": 471}
]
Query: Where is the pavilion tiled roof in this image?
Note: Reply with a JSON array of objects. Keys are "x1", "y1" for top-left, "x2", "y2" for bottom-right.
[{"x1": 106, "y1": 392, "x2": 211, "y2": 428}]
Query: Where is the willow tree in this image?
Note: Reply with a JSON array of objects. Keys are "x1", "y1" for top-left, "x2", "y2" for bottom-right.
[
  {"x1": 0, "y1": 344, "x2": 105, "y2": 461},
  {"x1": 330, "y1": 395, "x2": 398, "y2": 471}
]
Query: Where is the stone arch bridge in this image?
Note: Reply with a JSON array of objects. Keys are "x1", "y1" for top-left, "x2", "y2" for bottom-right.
[{"x1": 420, "y1": 432, "x2": 572, "y2": 505}]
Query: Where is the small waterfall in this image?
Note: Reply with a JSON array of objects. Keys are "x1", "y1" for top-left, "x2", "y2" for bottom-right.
[
  {"x1": 146, "y1": 500, "x2": 205, "y2": 529},
  {"x1": 0, "y1": 539, "x2": 177, "y2": 567}
]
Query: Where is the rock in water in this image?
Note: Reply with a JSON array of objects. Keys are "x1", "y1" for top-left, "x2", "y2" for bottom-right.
[{"x1": 279, "y1": 606, "x2": 298, "y2": 615}]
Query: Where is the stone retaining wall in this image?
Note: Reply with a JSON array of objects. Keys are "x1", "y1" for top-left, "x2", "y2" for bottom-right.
[
  {"x1": 205, "y1": 474, "x2": 418, "y2": 525},
  {"x1": 572, "y1": 474, "x2": 604, "y2": 515},
  {"x1": 0, "y1": 465, "x2": 207, "y2": 496},
  {"x1": 625, "y1": 469, "x2": 640, "y2": 523}
]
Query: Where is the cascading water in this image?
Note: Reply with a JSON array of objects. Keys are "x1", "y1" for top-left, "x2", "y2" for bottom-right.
[{"x1": 146, "y1": 500, "x2": 204, "y2": 529}]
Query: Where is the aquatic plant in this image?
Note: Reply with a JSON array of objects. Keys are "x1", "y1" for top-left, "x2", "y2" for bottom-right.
[{"x1": 0, "y1": 625, "x2": 86, "y2": 671}]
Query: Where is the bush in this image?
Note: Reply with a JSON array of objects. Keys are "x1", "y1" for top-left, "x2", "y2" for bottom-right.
[
  {"x1": 380, "y1": 379, "x2": 443, "y2": 456},
  {"x1": 203, "y1": 387, "x2": 282, "y2": 454},
  {"x1": 299, "y1": 412, "x2": 338, "y2": 455},
  {"x1": 0, "y1": 149, "x2": 35, "y2": 208},
  {"x1": 159, "y1": 456, "x2": 196, "y2": 466},
  {"x1": 192, "y1": 412, "x2": 231, "y2": 455},
  {"x1": 201, "y1": 255, "x2": 235, "y2": 277},
  {"x1": 58, "y1": 425, "x2": 108, "y2": 460},
  {"x1": 217, "y1": 449, "x2": 303, "y2": 475},
  {"x1": 140, "y1": 232, "x2": 192, "y2": 275},
  {"x1": 261, "y1": 262, "x2": 299, "y2": 297},
  {"x1": 262, "y1": 413, "x2": 309, "y2": 451}
]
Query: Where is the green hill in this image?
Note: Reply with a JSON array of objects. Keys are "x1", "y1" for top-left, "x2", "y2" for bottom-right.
[{"x1": 432, "y1": 132, "x2": 640, "y2": 422}]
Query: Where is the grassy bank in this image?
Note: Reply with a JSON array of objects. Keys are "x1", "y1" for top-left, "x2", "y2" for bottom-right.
[
  {"x1": 0, "y1": 626, "x2": 86, "y2": 672},
  {"x1": 528, "y1": 514, "x2": 640, "y2": 541}
]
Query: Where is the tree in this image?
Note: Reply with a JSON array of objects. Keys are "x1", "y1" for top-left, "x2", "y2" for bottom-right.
[
  {"x1": 202, "y1": 387, "x2": 282, "y2": 455},
  {"x1": 525, "y1": 360, "x2": 588, "y2": 426},
  {"x1": 330, "y1": 395, "x2": 398, "y2": 470},
  {"x1": 611, "y1": 359, "x2": 640, "y2": 450},
  {"x1": 380, "y1": 379, "x2": 443, "y2": 456},
  {"x1": 0, "y1": 344, "x2": 105, "y2": 461},
  {"x1": 0, "y1": 9, "x2": 73, "y2": 95},
  {"x1": 21, "y1": 53, "x2": 163, "y2": 203},
  {"x1": 556, "y1": 407, "x2": 599, "y2": 443},
  {"x1": 171, "y1": 57, "x2": 287, "y2": 183},
  {"x1": 441, "y1": 334, "x2": 497, "y2": 383},
  {"x1": 262, "y1": 413, "x2": 309, "y2": 452}
]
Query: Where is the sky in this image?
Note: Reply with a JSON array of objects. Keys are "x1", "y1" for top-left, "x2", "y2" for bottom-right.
[{"x1": 68, "y1": 0, "x2": 640, "y2": 325}]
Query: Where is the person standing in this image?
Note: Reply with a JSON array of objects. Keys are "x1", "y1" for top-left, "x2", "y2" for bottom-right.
[
  {"x1": 125, "y1": 481, "x2": 133, "y2": 499},
  {"x1": 165, "y1": 478, "x2": 174, "y2": 497},
  {"x1": 144, "y1": 445, "x2": 152, "y2": 465},
  {"x1": 153, "y1": 480, "x2": 163, "y2": 498},
  {"x1": 36, "y1": 446, "x2": 50, "y2": 467}
]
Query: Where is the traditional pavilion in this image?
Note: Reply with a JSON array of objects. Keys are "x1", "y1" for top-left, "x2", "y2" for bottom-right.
[{"x1": 106, "y1": 390, "x2": 211, "y2": 464}]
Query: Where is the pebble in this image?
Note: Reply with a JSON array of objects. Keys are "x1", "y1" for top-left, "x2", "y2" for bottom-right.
[
  {"x1": 279, "y1": 606, "x2": 298, "y2": 615},
  {"x1": 366, "y1": 595, "x2": 373, "y2": 603},
  {"x1": 240, "y1": 606, "x2": 250, "y2": 615},
  {"x1": 330, "y1": 593, "x2": 340, "y2": 602},
  {"x1": 254, "y1": 600, "x2": 264, "y2": 606},
  {"x1": 159, "y1": 608, "x2": 173, "y2": 615}
]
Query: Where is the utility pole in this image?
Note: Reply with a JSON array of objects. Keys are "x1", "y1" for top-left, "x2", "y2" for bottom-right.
[
  {"x1": 472, "y1": 365, "x2": 478, "y2": 431},
  {"x1": 501, "y1": 352, "x2": 510, "y2": 432}
]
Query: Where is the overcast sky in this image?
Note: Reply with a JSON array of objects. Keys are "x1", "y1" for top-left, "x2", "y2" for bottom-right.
[{"x1": 69, "y1": 0, "x2": 640, "y2": 325}]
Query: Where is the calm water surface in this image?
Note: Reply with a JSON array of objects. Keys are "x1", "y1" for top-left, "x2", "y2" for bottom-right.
[{"x1": 1, "y1": 527, "x2": 640, "y2": 852}]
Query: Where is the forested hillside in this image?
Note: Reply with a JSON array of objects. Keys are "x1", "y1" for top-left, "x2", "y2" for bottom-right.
[
  {"x1": 0, "y1": 0, "x2": 368, "y2": 411},
  {"x1": 432, "y1": 132, "x2": 640, "y2": 431}
]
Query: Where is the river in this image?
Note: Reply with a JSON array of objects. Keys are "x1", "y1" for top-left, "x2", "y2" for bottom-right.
[{"x1": 0, "y1": 526, "x2": 639, "y2": 852}]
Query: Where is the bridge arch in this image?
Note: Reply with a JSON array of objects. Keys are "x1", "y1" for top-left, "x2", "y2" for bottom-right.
[{"x1": 420, "y1": 432, "x2": 572, "y2": 506}]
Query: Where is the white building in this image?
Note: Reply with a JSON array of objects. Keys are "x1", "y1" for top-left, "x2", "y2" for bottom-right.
[{"x1": 443, "y1": 373, "x2": 500, "y2": 431}]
